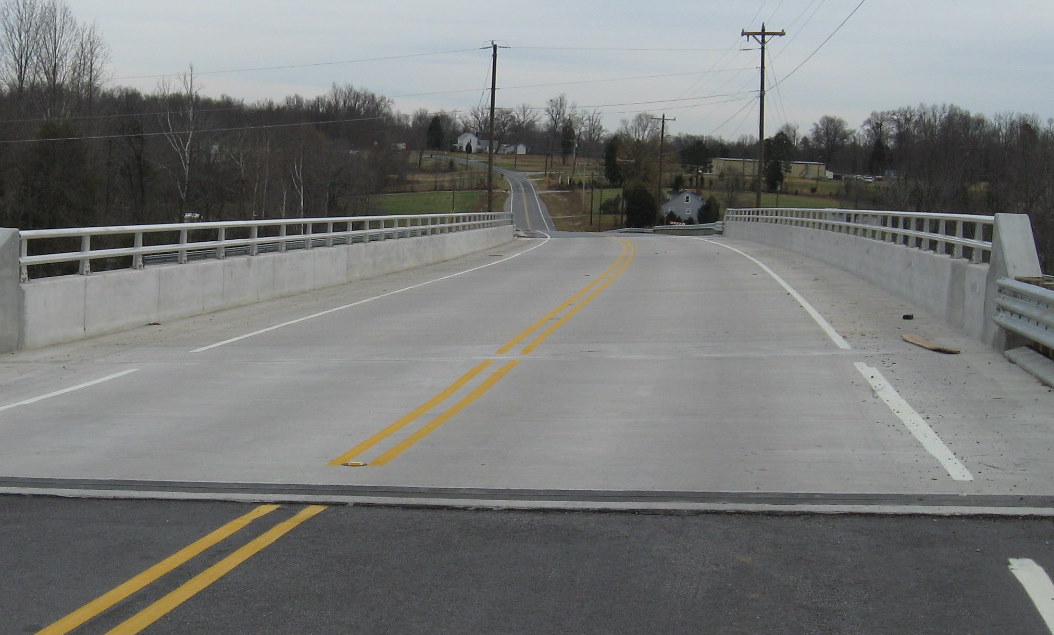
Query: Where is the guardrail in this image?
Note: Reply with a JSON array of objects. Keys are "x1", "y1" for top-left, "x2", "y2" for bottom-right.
[
  {"x1": 995, "y1": 277, "x2": 1054, "y2": 351},
  {"x1": 725, "y1": 208, "x2": 994, "y2": 264},
  {"x1": 19, "y1": 212, "x2": 512, "y2": 281}
]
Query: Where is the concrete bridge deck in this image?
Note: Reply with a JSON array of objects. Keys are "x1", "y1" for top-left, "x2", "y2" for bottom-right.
[{"x1": 1, "y1": 232, "x2": 1052, "y2": 511}]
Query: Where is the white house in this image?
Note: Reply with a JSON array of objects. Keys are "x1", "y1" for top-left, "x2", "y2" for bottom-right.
[
  {"x1": 453, "y1": 132, "x2": 479, "y2": 153},
  {"x1": 660, "y1": 190, "x2": 705, "y2": 223}
]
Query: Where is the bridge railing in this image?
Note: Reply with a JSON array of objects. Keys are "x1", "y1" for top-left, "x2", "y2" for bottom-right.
[
  {"x1": 995, "y1": 277, "x2": 1054, "y2": 352},
  {"x1": 725, "y1": 208, "x2": 994, "y2": 264},
  {"x1": 18, "y1": 212, "x2": 513, "y2": 281}
]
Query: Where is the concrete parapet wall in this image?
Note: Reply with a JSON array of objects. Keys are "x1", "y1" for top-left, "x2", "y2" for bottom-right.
[
  {"x1": 725, "y1": 221, "x2": 990, "y2": 341},
  {"x1": 14, "y1": 225, "x2": 512, "y2": 351}
]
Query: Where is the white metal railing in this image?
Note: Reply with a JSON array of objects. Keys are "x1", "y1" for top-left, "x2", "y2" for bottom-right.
[
  {"x1": 994, "y1": 277, "x2": 1054, "y2": 351},
  {"x1": 725, "y1": 208, "x2": 994, "y2": 264},
  {"x1": 18, "y1": 212, "x2": 513, "y2": 281}
]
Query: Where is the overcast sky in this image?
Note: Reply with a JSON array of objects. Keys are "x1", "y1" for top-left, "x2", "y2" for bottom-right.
[{"x1": 75, "y1": 0, "x2": 1053, "y2": 139}]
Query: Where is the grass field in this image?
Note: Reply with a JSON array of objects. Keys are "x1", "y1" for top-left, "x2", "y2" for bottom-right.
[{"x1": 370, "y1": 190, "x2": 505, "y2": 215}]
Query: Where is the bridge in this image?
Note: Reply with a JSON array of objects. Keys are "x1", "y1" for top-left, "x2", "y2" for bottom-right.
[{"x1": 4, "y1": 172, "x2": 1054, "y2": 632}]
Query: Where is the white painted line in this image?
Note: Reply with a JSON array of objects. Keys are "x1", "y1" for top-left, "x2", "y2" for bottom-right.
[
  {"x1": 1009, "y1": 558, "x2": 1054, "y2": 633},
  {"x1": 854, "y1": 362, "x2": 974, "y2": 481},
  {"x1": 695, "y1": 238, "x2": 851, "y2": 349},
  {"x1": 0, "y1": 369, "x2": 140, "y2": 414},
  {"x1": 192, "y1": 234, "x2": 551, "y2": 353}
]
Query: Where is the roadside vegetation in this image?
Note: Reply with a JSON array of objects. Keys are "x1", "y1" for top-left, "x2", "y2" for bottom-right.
[{"x1": 0, "y1": 0, "x2": 1050, "y2": 269}]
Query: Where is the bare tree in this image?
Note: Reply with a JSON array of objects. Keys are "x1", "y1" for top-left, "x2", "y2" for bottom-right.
[
  {"x1": 0, "y1": 0, "x2": 40, "y2": 109},
  {"x1": 809, "y1": 115, "x2": 853, "y2": 166},
  {"x1": 158, "y1": 65, "x2": 201, "y2": 220},
  {"x1": 71, "y1": 20, "x2": 108, "y2": 111},
  {"x1": 33, "y1": 0, "x2": 80, "y2": 119}
]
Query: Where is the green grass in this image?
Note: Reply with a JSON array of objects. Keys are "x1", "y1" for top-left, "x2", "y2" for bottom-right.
[{"x1": 371, "y1": 191, "x2": 485, "y2": 215}]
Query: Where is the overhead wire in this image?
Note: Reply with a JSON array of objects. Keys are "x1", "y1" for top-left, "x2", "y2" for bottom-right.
[
  {"x1": 770, "y1": 0, "x2": 867, "y2": 89},
  {"x1": 111, "y1": 48, "x2": 480, "y2": 81}
]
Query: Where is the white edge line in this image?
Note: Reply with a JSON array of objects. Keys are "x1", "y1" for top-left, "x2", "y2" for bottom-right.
[
  {"x1": 192, "y1": 234, "x2": 551, "y2": 353},
  {"x1": 694, "y1": 237, "x2": 851, "y2": 350},
  {"x1": 0, "y1": 369, "x2": 140, "y2": 414},
  {"x1": 1009, "y1": 558, "x2": 1054, "y2": 633},
  {"x1": 854, "y1": 362, "x2": 974, "y2": 482}
]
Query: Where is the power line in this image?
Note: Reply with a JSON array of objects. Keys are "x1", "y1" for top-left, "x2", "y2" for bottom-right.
[
  {"x1": 771, "y1": 0, "x2": 866, "y2": 89},
  {"x1": 110, "y1": 48, "x2": 480, "y2": 81}
]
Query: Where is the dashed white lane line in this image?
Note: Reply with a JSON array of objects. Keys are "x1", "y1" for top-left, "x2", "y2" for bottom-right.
[
  {"x1": 191, "y1": 234, "x2": 551, "y2": 353},
  {"x1": 0, "y1": 369, "x2": 140, "y2": 414},
  {"x1": 855, "y1": 362, "x2": 974, "y2": 481},
  {"x1": 695, "y1": 238, "x2": 852, "y2": 350},
  {"x1": 1010, "y1": 558, "x2": 1054, "y2": 633}
]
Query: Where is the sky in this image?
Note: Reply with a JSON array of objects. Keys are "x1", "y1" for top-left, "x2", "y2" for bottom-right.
[{"x1": 74, "y1": 0, "x2": 1054, "y2": 140}]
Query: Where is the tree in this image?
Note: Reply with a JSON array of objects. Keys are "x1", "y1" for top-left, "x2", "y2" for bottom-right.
[
  {"x1": 18, "y1": 120, "x2": 94, "y2": 229},
  {"x1": 560, "y1": 118, "x2": 576, "y2": 164},
  {"x1": 0, "y1": 0, "x2": 40, "y2": 109},
  {"x1": 810, "y1": 115, "x2": 853, "y2": 167},
  {"x1": 763, "y1": 131, "x2": 794, "y2": 192},
  {"x1": 678, "y1": 138, "x2": 713, "y2": 174},
  {"x1": 623, "y1": 184, "x2": 656, "y2": 227},
  {"x1": 603, "y1": 136, "x2": 622, "y2": 186},
  {"x1": 426, "y1": 115, "x2": 444, "y2": 150},
  {"x1": 157, "y1": 65, "x2": 201, "y2": 221}
]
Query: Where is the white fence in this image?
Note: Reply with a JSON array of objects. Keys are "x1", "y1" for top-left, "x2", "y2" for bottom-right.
[
  {"x1": 725, "y1": 208, "x2": 993, "y2": 264},
  {"x1": 19, "y1": 212, "x2": 512, "y2": 281}
]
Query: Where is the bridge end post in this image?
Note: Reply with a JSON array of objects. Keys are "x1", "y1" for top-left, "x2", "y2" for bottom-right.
[
  {"x1": 984, "y1": 213, "x2": 1043, "y2": 350},
  {"x1": 0, "y1": 228, "x2": 23, "y2": 353}
]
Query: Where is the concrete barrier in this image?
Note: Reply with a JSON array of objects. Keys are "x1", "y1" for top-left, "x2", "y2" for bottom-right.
[
  {"x1": 8, "y1": 225, "x2": 512, "y2": 351},
  {"x1": 725, "y1": 219, "x2": 992, "y2": 341}
]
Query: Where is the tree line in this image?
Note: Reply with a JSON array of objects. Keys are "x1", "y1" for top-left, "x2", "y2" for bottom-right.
[{"x1": 0, "y1": 0, "x2": 1050, "y2": 268}]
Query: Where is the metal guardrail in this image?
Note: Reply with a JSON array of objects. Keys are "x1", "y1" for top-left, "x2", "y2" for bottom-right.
[
  {"x1": 18, "y1": 212, "x2": 513, "y2": 281},
  {"x1": 994, "y1": 277, "x2": 1054, "y2": 351},
  {"x1": 725, "y1": 208, "x2": 994, "y2": 264}
]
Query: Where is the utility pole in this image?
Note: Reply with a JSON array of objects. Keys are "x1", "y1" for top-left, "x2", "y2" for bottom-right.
[
  {"x1": 484, "y1": 41, "x2": 508, "y2": 212},
  {"x1": 742, "y1": 24, "x2": 784, "y2": 208},
  {"x1": 651, "y1": 113, "x2": 674, "y2": 225}
]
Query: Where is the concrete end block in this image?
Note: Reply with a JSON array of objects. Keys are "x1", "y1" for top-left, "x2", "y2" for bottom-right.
[{"x1": 0, "y1": 228, "x2": 21, "y2": 352}]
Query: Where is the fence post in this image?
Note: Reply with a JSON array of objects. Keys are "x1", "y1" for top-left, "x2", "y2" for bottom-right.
[{"x1": 0, "y1": 228, "x2": 22, "y2": 352}]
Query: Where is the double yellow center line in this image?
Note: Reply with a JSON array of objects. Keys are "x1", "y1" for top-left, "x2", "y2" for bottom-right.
[
  {"x1": 329, "y1": 236, "x2": 637, "y2": 467},
  {"x1": 40, "y1": 504, "x2": 326, "y2": 635}
]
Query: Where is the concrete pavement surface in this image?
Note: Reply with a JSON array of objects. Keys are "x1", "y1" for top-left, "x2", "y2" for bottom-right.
[{"x1": 1, "y1": 233, "x2": 1052, "y2": 507}]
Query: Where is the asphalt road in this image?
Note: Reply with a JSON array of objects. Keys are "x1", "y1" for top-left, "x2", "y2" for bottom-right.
[{"x1": 6, "y1": 496, "x2": 1054, "y2": 634}]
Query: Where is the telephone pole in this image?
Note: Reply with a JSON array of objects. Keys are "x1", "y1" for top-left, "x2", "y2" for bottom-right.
[
  {"x1": 485, "y1": 41, "x2": 508, "y2": 212},
  {"x1": 651, "y1": 113, "x2": 675, "y2": 225},
  {"x1": 741, "y1": 24, "x2": 784, "y2": 208}
]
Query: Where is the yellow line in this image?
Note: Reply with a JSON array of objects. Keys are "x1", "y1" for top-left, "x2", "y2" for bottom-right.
[
  {"x1": 328, "y1": 360, "x2": 494, "y2": 466},
  {"x1": 495, "y1": 237, "x2": 630, "y2": 355},
  {"x1": 329, "y1": 235, "x2": 633, "y2": 466},
  {"x1": 370, "y1": 360, "x2": 521, "y2": 466},
  {"x1": 37, "y1": 504, "x2": 281, "y2": 635},
  {"x1": 520, "y1": 239, "x2": 636, "y2": 355},
  {"x1": 105, "y1": 505, "x2": 327, "y2": 635}
]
